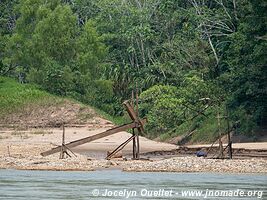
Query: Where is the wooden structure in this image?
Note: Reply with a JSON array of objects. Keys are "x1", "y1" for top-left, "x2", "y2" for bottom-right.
[
  {"x1": 59, "y1": 124, "x2": 77, "y2": 159},
  {"x1": 208, "y1": 110, "x2": 233, "y2": 159},
  {"x1": 41, "y1": 90, "x2": 146, "y2": 160}
]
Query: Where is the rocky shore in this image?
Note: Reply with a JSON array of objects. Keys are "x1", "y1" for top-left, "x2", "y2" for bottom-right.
[
  {"x1": 1, "y1": 152, "x2": 266, "y2": 173},
  {"x1": 123, "y1": 157, "x2": 267, "y2": 173},
  {"x1": 0, "y1": 128, "x2": 266, "y2": 173}
]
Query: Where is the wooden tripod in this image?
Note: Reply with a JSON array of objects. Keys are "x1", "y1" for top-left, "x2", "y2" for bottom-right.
[
  {"x1": 106, "y1": 90, "x2": 144, "y2": 159},
  {"x1": 41, "y1": 91, "x2": 146, "y2": 160}
]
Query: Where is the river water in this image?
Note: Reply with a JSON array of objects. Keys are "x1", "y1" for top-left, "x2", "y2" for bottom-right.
[{"x1": 0, "y1": 169, "x2": 266, "y2": 200}]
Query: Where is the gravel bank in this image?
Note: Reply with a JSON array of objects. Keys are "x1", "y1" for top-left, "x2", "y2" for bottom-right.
[
  {"x1": 0, "y1": 153, "x2": 266, "y2": 173},
  {"x1": 123, "y1": 157, "x2": 267, "y2": 173},
  {"x1": 0, "y1": 130, "x2": 266, "y2": 173}
]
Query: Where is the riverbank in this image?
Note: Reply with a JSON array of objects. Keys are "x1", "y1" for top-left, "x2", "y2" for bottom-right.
[
  {"x1": 0, "y1": 148, "x2": 266, "y2": 173},
  {"x1": 0, "y1": 127, "x2": 266, "y2": 173}
]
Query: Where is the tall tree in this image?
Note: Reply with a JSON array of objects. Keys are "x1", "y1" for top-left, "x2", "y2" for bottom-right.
[
  {"x1": 0, "y1": 0, "x2": 18, "y2": 75},
  {"x1": 223, "y1": 0, "x2": 267, "y2": 132}
]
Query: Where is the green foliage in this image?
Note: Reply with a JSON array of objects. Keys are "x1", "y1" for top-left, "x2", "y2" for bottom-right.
[
  {"x1": 76, "y1": 21, "x2": 107, "y2": 76},
  {"x1": 84, "y1": 79, "x2": 115, "y2": 114},
  {"x1": 2, "y1": 0, "x2": 112, "y2": 114},
  {"x1": 222, "y1": 0, "x2": 267, "y2": 132},
  {"x1": 149, "y1": 97, "x2": 184, "y2": 132},
  {"x1": 32, "y1": 4, "x2": 77, "y2": 66},
  {"x1": 139, "y1": 74, "x2": 217, "y2": 138},
  {"x1": 139, "y1": 85, "x2": 179, "y2": 116},
  {"x1": 0, "y1": 0, "x2": 265, "y2": 142},
  {"x1": 230, "y1": 107, "x2": 258, "y2": 136},
  {"x1": 27, "y1": 62, "x2": 74, "y2": 95},
  {"x1": 0, "y1": 0, "x2": 18, "y2": 35},
  {"x1": 191, "y1": 114, "x2": 227, "y2": 143},
  {"x1": 0, "y1": 0, "x2": 18, "y2": 75},
  {"x1": 0, "y1": 76, "x2": 60, "y2": 117}
]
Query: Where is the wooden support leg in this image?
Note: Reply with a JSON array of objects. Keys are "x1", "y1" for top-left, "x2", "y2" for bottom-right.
[
  {"x1": 64, "y1": 144, "x2": 77, "y2": 157},
  {"x1": 59, "y1": 146, "x2": 63, "y2": 159},
  {"x1": 60, "y1": 124, "x2": 65, "y2": 159},
  {"x1": 132, "y1": 128, "x2": 136, "y2": 159},
  {"x1": 218, "y1": 137, "x2": 223, "y2": 158},
  {"x1": 7, "y1": 146, "x2": 11, "y2": 157},
  {"x1": 229, "y1": 141, "x2": 232, "y2": 159},
  {"x1": 227, "y1": 130, "x2": 233, "y2": 159},
  {"x1": 136, "y1": 131, "x2": 140, "y2": 159},
  {"x1": 60, "y1": 124, "x2": 72, "y2": 159},
  {"x1": 226, "y1": 109, "x2": 233, "y2": 159},
  {"x1": 106, "y1": 135, "x2": 135, "y2": 160},
  {"x1": 217, "y1": 112, "x2": 224, "y2": 159}
]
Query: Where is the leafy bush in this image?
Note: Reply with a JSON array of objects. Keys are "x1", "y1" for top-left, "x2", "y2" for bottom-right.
[
  {"x1": 140, "y1": 85, "x2": 182, "y2": 137},
  {"x1": 27, "y1": 61, "x2": 74, "y2": 96},
  {"x1": 82, "y1": 79, "x2": 120, "y2": 115}
]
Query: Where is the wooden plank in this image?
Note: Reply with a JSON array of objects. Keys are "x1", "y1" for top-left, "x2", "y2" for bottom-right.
[
  {"x1": 136, "y1": 131, "x2": 140, "y2": 159},
  {"x1": 106, "y1": 135, "x2": 135, "y2": 159},
  {"x1": 123, "y1": 101, "x2": 138, "y2": 121},
  {"x1": 132, "y1": 128, "x2": 136, "y2": 159},
  {"x1": 123, "y1": 101, "x2": 145, "y2": 133},
  {"x1": 41, "y1": 120, "x2": 146, "y2": 157}
]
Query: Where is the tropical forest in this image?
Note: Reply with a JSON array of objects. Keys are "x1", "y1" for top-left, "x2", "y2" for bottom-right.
[{"x1": 0, "y1": 0, "x2": 266, "y2": 143}]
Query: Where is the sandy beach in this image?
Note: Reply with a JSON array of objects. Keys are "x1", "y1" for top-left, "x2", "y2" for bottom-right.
[{"x1": 0, "y1": 125, "x2": 267, "y2": 173}]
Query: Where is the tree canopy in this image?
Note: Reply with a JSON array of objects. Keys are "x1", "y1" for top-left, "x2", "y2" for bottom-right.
[{"x1": 0, "y1": 0, "x2": 266, "y2": 141}]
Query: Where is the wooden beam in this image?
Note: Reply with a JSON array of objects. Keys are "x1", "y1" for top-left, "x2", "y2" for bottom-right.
[
  {"x1": 226, "y1": 108, "x2": 233, "y2": 159},
  {"x1": 132, "y1": 128, "x2": 136, "y2": 159},
  {"x1": 106, "y1": 135, "x2": 135, "y2": 160},
  {"x1": 41, "y1": 119, "x2": 146, "y2": 157},
  {"x1": 123, "y1": 101, "x2": 145, "y2": 133},
  {"x1": 136, "y1": 130, "x2": 140, "y2": 159},
  {"x1": 123, "y1": 101, "x2": 138, "y2": 121},
  {"x1": 59, "y1": 124, "x2": 66, "y2": 159}
]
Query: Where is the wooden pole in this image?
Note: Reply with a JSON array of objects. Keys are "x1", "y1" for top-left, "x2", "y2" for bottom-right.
[
  {"x1": 136, "y1": 83, "x2": 139, "y2": 119},
  {"x1": 136, "y1": 131, "x2": 140, "y2": 159},
  {"x1": 135, "y1": 84, "x2": 140, "y2": 159},
  {"x1": 7, "y1": 146, "x2": 10, "y2": 157},
  {"x1": 106, "y1": 135, "x2": 135, "y2": 160},
  {"x1": 131, "y1": 90, "x2": 134, "y2": 108},
  {"x1": 217, "y1": 111, "x2": 223, "y2": 158},
  {"x1": 226, "y1": 108, "x2": 232, "y2": 159},
  {"x1": 60, "y1": 123, "x2": 66, "y2": 159},
  {"x1": 132, "y1": 128, "x2": 136, "y2": 159}
]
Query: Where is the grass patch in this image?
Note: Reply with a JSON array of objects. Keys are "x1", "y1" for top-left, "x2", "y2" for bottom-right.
[
  {"x1": 156, "y1": 107, "x2": 229, "y2": 144},
  {"x1": 0, "y1": 76, "x2": 129, "y2": 128},
  {"x1": 158, "y1": 133, "x2": 172, "y2": 141},
  {"x1": 155, "y1": 120, "x2": 195, "y2": 141},
  {"x1": 0, "y1": 76, "x2": 63, "y2": 118},
  {"x1": 191, "y1": 114, "x2": 228, "y2": 143}
]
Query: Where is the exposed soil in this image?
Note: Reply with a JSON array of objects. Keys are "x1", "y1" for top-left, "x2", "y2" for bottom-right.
[{"x1": 0, "y1": 99, "x2": 112, "y2": 128}]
